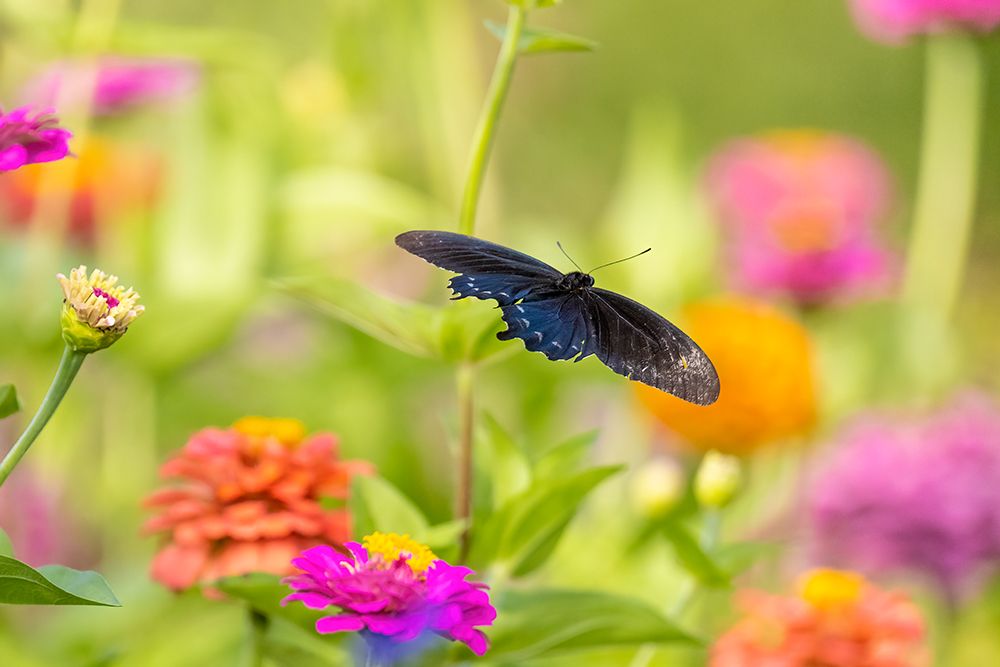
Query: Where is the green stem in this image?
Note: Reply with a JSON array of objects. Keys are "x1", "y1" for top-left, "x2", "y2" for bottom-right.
[
  {"x1": 458, "y1": 4, "x2": 526, "y2": 235},
  {"x1": 0, "y1": 346, "x2": 86, "y2": 488},
  {"x1": 247, "y1": 607, "x2": 269, "y2": 667},
  {"x1": 902, "y1": 33, "x2": 983, "y2": 320},
  {"x1": 455, "y1": 362, "x2": 475, "y2": 562}
]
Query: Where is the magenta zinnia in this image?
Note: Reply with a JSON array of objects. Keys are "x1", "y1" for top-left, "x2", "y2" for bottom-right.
[
  {"x1": 849, "y1": 0, "x2": 1000, "y2": 42},
  {"x1": 0, "y1": 107, "x2": 72, "y2": 172},
  {"x1": 283, "y1": 533, "x2": 496, "y2": 656}
]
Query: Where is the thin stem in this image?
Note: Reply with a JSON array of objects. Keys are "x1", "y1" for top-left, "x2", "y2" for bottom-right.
[
  {"x1": 0, "y1": 346, "x2": 86, "y2": 488},
  {"x1": 458, "y1": 4, "x2": 526, "y2": 235},
  {"x1": 902, "y1": 33, "x2": 983, "y2": 320},
  {"x1": 247, "y1": 607, "x2": 269, "y2": 667},
  {"x1": 455, "y1": 362, "x2": 475, "y2": 562}
]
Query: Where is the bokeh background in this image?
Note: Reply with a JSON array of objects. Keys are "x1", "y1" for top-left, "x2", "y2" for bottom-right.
[{"x1": 1, "y1": 0, "x2": 999, "y2": 665}]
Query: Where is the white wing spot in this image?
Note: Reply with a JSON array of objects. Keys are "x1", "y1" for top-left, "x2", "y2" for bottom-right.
[
  {"x1": 531, "y1": 332, "x2": 543, "y2": 343},
  {"x1": 518, "y1": 318, "x2": 530, "y2": 327},
  {"x1": 515, "y1": 305, "x2": 525, "y2": 313},
  {"x1": 550, "y1": 341, "x2": 563, "y2": 349}
]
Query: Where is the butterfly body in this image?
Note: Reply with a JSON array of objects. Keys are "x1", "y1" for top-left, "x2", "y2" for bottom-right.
[{"x1": 396, "y1": 230, "x2": 720, "y2": 405}]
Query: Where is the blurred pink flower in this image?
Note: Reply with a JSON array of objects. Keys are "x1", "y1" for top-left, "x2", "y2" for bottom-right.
[
  {"x1": 284, "y1": 533, "x2": 495, "y2": 657},
  {"x1": 0, "y1": 107, "x2": 72, "y2": 172},
  {"x1": 706, "y1": 130, "x2": 895, "y2": 305},
  {"x1": 23, "y1": 57, "x2": 199, "y2": 115},
  {"x1": 849, "y1": 0, "x2": 1000, "y2": 42},
  {"x1": 809, "y1": 392, "x2": 1000, "y2": 602}
]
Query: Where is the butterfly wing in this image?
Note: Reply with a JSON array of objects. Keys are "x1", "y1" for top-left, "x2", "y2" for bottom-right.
[
  {"x1": 582, "y1": 288, "x2": 720, "y2": 405},
  {"x1": 496, "y1": 290, "x2": 592, "y2": 361},
  {"x1": 396, "y1": 230, "x2": 562, "y2": 305}
]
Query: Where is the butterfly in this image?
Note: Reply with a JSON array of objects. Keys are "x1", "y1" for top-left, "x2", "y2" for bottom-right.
[{"x1": 395, "y1": 230, "x2": 720, "y2": 406}]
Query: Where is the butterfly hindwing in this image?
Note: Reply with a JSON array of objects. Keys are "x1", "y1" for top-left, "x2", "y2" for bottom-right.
[
  {"x1": 497, "y1": 291, "x2": 591, "y2": 361},
  {"x1": 584, "y1": 288, "x2": 720, "y2": 405}
]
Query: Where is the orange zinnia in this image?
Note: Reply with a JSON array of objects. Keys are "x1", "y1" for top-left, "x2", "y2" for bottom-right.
[
  {"x1": 144, "y1": 417, "x2": 373, "y2": 591},
  {"x1": 635, "y1": 296, "x2": 816, "y2": 455}
]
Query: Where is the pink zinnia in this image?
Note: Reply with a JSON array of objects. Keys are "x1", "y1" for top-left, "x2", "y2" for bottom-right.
[
  {"x1": 706, "y1": 130, "x2": 895, "y2": 305},
  {"x1": 23, "y1": 57, "x2": 200, "y2": 115},
  {"x1": 0, "y1": 106, "x2": 72, "y2": 172},
  {"x1": 849, "y1": 0, "x2": 1000, "y2": 42},
  {"x1": 809, "y1": 392, "x2": 1000, "y2": 603},
  {"x1": 283, "y1": 533, "x2": 496, "y2": 658}
]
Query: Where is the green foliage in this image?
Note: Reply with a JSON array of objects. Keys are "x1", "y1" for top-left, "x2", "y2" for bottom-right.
[
  {"x1": 504, "y1": 0, "x2": 562, "y2": 9},
  {"x1": 0, "y1": 384, "x2": 19, "y2": 419},
  {"x1": 217, "y1": 573, "x2": 322, "y2": 629},
  {"x1": 488, "y1": 588, "x2": 697, "y2": 661},
  {"x1": 486, "y1": 21, "x2": 598, "y2": 55},
  {"x1": 659, "y1": 523, "x2": 729, "y2": 587},
  {"x1": 0, "y1": 556, "x2": 120, "y2": 606},
  {"x1": 0, "y1": 529, "x2": 12, "y2": 558},
  {"x1": 351, "y1": 474, "x2": 431, "y2": 539}
]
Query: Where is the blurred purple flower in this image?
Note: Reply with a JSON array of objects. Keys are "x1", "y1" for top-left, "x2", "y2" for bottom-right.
[
  {"x1": 849, "y1": 0, "x2": 1000, "y2": 42},
  {"x1": 283, "y1": 535, "x2": 495, "y2": 656},
  {"x1": 809, "y1": 393, "x2": 1000, "y2": 602},
  {"x1": 23, "y1": 57, "x2": 200, "y2": 116},
  {"x1": 0, "y1": 106, "x2": 72, "y2": 172},
  {"x1": 706, "y1": 131, "x2": 895, "y2": 305}
]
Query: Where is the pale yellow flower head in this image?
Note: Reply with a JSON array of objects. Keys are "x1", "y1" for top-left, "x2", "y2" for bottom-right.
[{"x1": 57, "y1": 265, "x2": 144, "y2": 352}]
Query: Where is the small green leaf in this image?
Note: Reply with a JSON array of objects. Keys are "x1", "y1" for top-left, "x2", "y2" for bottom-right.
[
  {"x1": 660, "y1": 524, "x2": 729, "y2": 587},
  {"x1": 470, "y1": 465, "x2": 622, "y2": 576},
  {"x1": 421, "y1": 520, "x2": 468, "y2": 550},
  {"x1": 489, "y1": 588, "x2": 697, "y2": 661},
  {"x1": 486, "y1": 21, "x2": 598, "y2": 55},
  {"x1": 715, "y1": 541, "x2": 779, "y2": 577},
  {"x1": 263, "y1": 617, "x2": 351, "y2": 667},
  {"x1": 435, "y1": 298, "x2": 511, "y2": 364},
  {"x1": 0, "y1": 384, "x2": 19, "y2": 420},
  {"x1": 217, "y1": 573, "x2": 319, "y2": 630},
  {"x1": 0, "y1": 529, "x2": 12, "y2": 558},
  {"x1": 481, "y1": 414, "x2": 532, "y2": 507},
  {"x1": 351, "y1": 475, "x2": 430, "y2": 540},
  {"x1": 0, "y1": 556, "x2": 120, "y2": 606},
  {"x1": 532, "y1": 429, "x2": 597, "y2": 479}
]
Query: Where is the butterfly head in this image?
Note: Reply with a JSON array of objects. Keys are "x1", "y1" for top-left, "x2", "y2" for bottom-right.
[{"x1": 557, "y1": 271, "x2": 595, "y2": 291}]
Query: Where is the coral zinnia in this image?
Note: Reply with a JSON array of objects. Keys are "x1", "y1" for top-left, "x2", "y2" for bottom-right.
[
  {"x1": 849, "y1": 0, "x2": 1000, "y2": 42},
  {"x1": 706, "y1": 130, "x2": 894, "y2": 305},
  {"x1": 0, "y1": 106, "x2": 72, "y2": 172},
  {"x1": 710, "y1": 569, "x2": 929, "y2": 666},
  {"x1": 283, "y1": 532, "x2": 496, "y2": 657},
  {"x1": 809, "y1": 392, "x2": 1000, "y2": 603},
  {"x1": 635, "y1": 297, "x2": 816, "y2": 455},
  {"x1": 144, "y1": 417, "x2": 372, "y2": 591}
]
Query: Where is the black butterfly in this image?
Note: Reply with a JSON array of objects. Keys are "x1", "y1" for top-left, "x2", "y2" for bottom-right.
[{"x1": 396, "y1": 230, "x2": 720, "y2": 406}]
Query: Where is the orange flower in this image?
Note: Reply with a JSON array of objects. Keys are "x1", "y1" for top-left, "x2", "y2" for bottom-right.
[
  {"x1": 710, "y1": 569, "x2": 929, "y2": 667},
  {"x1": 635, "y1": 297, "x2": 816, "y2": 455},
  {"x1": 143, "y1": 417, "x2": 373, "y2": 591},
  {"x1": 0, "y1": 135, "x2": 159, "y2": 246}
]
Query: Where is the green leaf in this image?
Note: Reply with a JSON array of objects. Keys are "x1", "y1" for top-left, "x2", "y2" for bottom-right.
[
  {"x1": 660, "y1": 524, "x2": 729, "y2": 587},
  {"x1": 0, "y1": 384, "x2": 19, "y2": 419},
  {"x1": 487, "y1": 21, "x2": 598, "y2": 55},
  {"x1": 0, "y1": 529, "x2": 12, "y2": 558},
  {"x1": 421, "y1": 520, "x2": 468, "y2": 551},
  {"x1": 217, "y1": 573, "x2": 319, "y2": 630},
  {"x1": 532, "y1": 429, "x2": 597, "y2": 479},
  {"x1": 489, "y1": 588, "x2": 697, "y2": 661},
  {"x1": 264, "y1": 616, "x2": 351, "y2": 667},
  {"x1": 0, "y1": 556, "x2": 120, "y2": 606},
  {"x1": 351, "y1": 475, "x2": 430, "y2": 540},
  {"x1": 276, "y1": 276, "x2": 442, "y2": 359},
  {"x1": 480, "y1": 414, "x2": 532, "y2": 507},
  {"x1": 470, "y1": 465, "x2": 622, "y2": 576},
  {"x1": 434, "y1": 298, "x2": 511, "y2": 364},
  {"x1": 714, "y1": 541, "x2": 779, "y2": 577}
]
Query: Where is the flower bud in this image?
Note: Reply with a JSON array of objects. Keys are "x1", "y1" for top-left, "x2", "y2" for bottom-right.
[
  {"x1": 694, "y1": 450, "x2": 741, "y2": 508},
  {"x1": 630, "y1": 457, "x2": 685, "y2": 518},
  {"x1": 57, "y1": 266, "x2": 144, "y2": 353}
]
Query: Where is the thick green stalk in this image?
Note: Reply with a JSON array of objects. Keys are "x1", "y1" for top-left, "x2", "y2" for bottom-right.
[
  {"x1": 455, "y1": 362, "x2": 476, "y2": 561},
  {"x1": 0, "y1": 346, "x2": 86, "y2": 487},
  {"x1": 902, "y1": 33, "x2": 983, "y2": 320},
  {"x1": 458, "y1": 4, "x2": 526, "y2": 235}
]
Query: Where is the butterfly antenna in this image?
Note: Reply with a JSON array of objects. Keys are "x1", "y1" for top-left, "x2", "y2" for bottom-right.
[
  {"x1": 556, "y1": 241, "x2": 585, "y2": 273},
  {"x1": 588, "y1": 247, "x2": 652, "y2": 274}
]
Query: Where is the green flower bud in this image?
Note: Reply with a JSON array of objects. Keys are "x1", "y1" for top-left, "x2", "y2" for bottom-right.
[
  {"x1": 630, "y1": 457, "x2": 685, "y2": 518},
  {"x1": 694, "y1": 450, "x2": 741, "y2": 508},
  {"x1": 57, "y1": 266, "x2": 144, "y2": 353}
]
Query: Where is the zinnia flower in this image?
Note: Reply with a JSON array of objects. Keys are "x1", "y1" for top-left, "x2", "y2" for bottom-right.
[
  {"x1": 144, "y1": 417, "x2": 373, "y2": 592},
  {"x1": 809, "y1": 392, "x2": 1000, "y2": 602},
  {"x1": 0, "y1": 136, "x2": 160, "y2": 246},
  {"x1": 57, "y1": 265, "x2": 144, "y2": 353},
  {"x1": 706, "y1": 131, "x2": 894, "y2": 305},
  {"x1": 22, "y1": 57, "x2": 200, "y2": 115},
  {"x1": 635, "y1": 297, "x2": 816, "y2": 455},
  {"x1": 0, "y1": 106, "x2": 71, "y2": 172},
  {"x1": 849, "y1": 0, "x2": 1000, "y2": 42},
  {"x1": 710, "y1": 569, "x2": 929, "y2": 666},
  {"x1": 283, "y1": 532, "x2": 496, "y2": 657}
]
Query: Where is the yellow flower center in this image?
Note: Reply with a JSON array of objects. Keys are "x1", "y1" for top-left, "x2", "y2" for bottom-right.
[
  {"x1": 363, "y1": 532, "x2": 437, "y2": 575},
  {"x1": 799, "y1": 568, "x2": 864, "y2": 610},
  {"x1": 232, "y1": 416, "x2": 306, "y2": 447}
]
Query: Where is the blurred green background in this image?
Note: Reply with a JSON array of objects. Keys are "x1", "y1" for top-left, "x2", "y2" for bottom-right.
[{"x1": 1, "y1": 0, "x2": 999, "y2": 665}]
